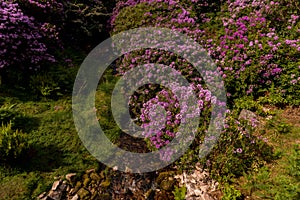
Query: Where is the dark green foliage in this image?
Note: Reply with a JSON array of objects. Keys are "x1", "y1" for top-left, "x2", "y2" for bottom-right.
[
  {"x1": 60, "y1": 0, "x2": 116, "y2": 51},
  {"x1": 29, "y1": 64, "x2": 79, "y2": 99}
]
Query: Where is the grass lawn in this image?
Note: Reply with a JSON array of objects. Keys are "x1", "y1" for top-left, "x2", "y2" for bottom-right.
[{"x1": 0, "y1": 94, "x2": 99, "y2": 199}]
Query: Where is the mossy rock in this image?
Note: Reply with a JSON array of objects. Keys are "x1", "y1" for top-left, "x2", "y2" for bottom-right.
[
  {"x1": 72, "y1": 181, "x2": 82, "y2": 194},
  {"x1": 77, "y1": 188, "x2": 91, "y2": 200},
  {"x1": 156, "y1": 171, "x2": 176, "y2": 184},
  {"x1": 83, "y1": 178, "x2": 91, "y2": 187},
  {"x1": 90, "y1": 172, "x2": 101, "y2": 182},
  {"x1": 91, "y1": 191, "x2": 100, "y2": 200},
  {"x1": 99, "y1": 171, "x2": 105, "y2": 179},
  {"x1": 145, "y1": 189, "x2": 155, "y2": 199},
  {"x1": 100, "y1": 179, "x2": 111, "y2": 188},
  {"x1": 82, "y1": 173, "x2": 89, "y2": 180},
  {"x1": 160, "y1": 179, "x2": 175, "y2": 191}
]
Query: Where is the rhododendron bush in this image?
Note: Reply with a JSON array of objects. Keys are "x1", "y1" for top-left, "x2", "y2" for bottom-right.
[
  {"x1": 110, "y1": 0, "x2": 300, "y2": 176},
  {"x1": 0, "y1": 1, "x2": 57, "y2": 70},
  {"x1": 111, "y1": 0, "x2": 300, "y2": 103},
  {"x1": 110, "y1": 0, "x2": 218, "y2": 154},
  {"x1": 0, "y1": 0, "x2": 114, "y2": 75}
]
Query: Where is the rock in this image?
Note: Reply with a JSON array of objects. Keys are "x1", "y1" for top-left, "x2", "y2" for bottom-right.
[
  {"x1": 66, "y1": 173, "x2": 77, "y2": 184},
  {"x1": 41, "y1": 196, "x2": 55, "y2": 200},
  {"x1": 266, "y1": 115, "x2": 273, "y2": 120},
  {"x1": 99, "y1": 171, "x2": 105, "y2": 179},
  {"x1": 77, "y1": 188, "x2": 91, "y2": 200},
  {"x1": 38, "y1": 192, "x2": 47, "y2": 199},
  {"x1": 239, "y1": 109, "x2": 257, "y2": 120},
  {"x1": 89, "y1": 188, "x2": 96, "y2": 194},
  {"x1": 66, "y1": 185, "x2": 71, "y2": 192},
  {"x1": 238, "y1": 109, "x2": 259, "y2": 127},
  {"x1": 51, "y1": 180, "x2": 61, "y2": 191},
  {"x1": 174, "y1": 167, "x2": 219, "y2": 200},
  {"x1": 262, "y1": 107, "x2": 270, "y2": 113},
  {"x1": 144, "y1": 189, "x2": 154, "y2": 199},
  {"x1": 71, "y1": 194, "x2": 79, "y2": 200},
  {"x1": 112, "y1": 166, "x2": 118, "y2": 171},
  {"x1": 157, "y1": 171, "x2": 175, "y2": 184},
  {"x1": 194, "y1": 189, "x2": 203, "y2": 196},
  {"x1": 125, "y1": 166, "x2": 132, "y2": 173},
  {"x1": 69, "y1": 188, "x2": 75, "y2": 195},
  {"x1": 47, "y1": 190, "x2": 62, "y2": 200},
  {"x1": 86, "y1": 168, "x2": 95, "y2": 174},
  {"x1": 70, "y1": 181, "x2": 82, "y2": 195},
  {"x1": 82, "y1": 173, "x2": 89, "y2": 180},
  {"x1": 58, "y1": 182, "x2": 68, "y2": 191},
  {"x1": 90, "y1": 192, "x2": 100, "y2": 200}
]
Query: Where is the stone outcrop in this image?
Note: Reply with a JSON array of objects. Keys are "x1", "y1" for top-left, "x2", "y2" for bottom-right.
[
  {"x1": 38, "y1": 168, "x2": 178, "y2": 200},
  {"x1": 174, "y1": 163, "x2": 221, "y2": 200},
  {"x1": 38, "y1": 165, "x2": 221, "y2": 200}
]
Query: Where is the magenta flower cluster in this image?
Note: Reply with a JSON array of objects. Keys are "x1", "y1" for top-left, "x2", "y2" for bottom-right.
[
  {"x1": 1, "y1": 0, "x2": 112, "y2": 72},
  {"x1": 0, "y1": 1, "x2": 58, "y2": 70},
  {"x1": 201, "y1": 0, "x2": 300, "y2": 97}
]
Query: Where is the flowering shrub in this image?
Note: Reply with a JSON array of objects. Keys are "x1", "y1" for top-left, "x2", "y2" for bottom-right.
[
  {"x1": 111, "y1": 0, "x2": 300, "y2": 104},
  {"x1": 0, "y1": 1, "x2": 56, "y2": 71},
  {"x1": 110, "y1": 1, "x2": 221, "y2": 158},
  {"x1": 0, "y1": 0, "x2": 115, "y2": 83},
  {"x1": 109, "y1": 0, "x2": 298, "y2": 177},
  {"x1": 202, "y1": 0, "x2": 300, "y2": 104}
]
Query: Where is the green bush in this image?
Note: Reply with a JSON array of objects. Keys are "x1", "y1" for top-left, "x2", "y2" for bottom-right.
[
  {"x1": 0, "y1": 108, "x2": 25, "y2": 130},
  {"x1": 172, "y1": 186, "x2": 187, "y2": 200},
  {"x1": 221, "y1": 183, "x2": 242, "y2": 200},
  {"x1": 0, "y1": 122, "x2": 28, "y2": 163},
  {"x1": 29, "y1": 64, "x2": 78, "y2": 99},
  {"x1": 202, "y1": 112, "x2": 274, "y2": 180}
]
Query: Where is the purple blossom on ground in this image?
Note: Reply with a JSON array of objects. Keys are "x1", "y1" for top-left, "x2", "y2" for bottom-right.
[{"x1": 236, "y1": 148, "x2": 243, "y2": 153}]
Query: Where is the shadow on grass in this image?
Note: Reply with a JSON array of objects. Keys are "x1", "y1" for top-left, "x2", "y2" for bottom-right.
[
  {"x1": 14, "y1": 143, "x2": 66, "y2": 172},
  {"x1": 0, "y1": 109, "x2": 40, "y2": 133},
  {"x1": 13, "y1": 115, "x2": 40, "y2": 133},
  {"x1": 0, "y1": 85, "x2": 37, "y2": 102}
]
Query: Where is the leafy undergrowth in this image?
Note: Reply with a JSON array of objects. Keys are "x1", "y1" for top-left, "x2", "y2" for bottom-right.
[{"x1": 233, "y1": 108, "x2": 300, "y2": 199}]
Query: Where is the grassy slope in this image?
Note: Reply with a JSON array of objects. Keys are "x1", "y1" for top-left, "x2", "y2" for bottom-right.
[
  {"x1": 0, "y1": 85, "x2": 299, "y2": 200},
  {"x1": 236, "y1": 108, "x2": 300, "y2": 199},
  {"x1": 0, "y1": 95, "x2": 99, "y2": 200}
]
